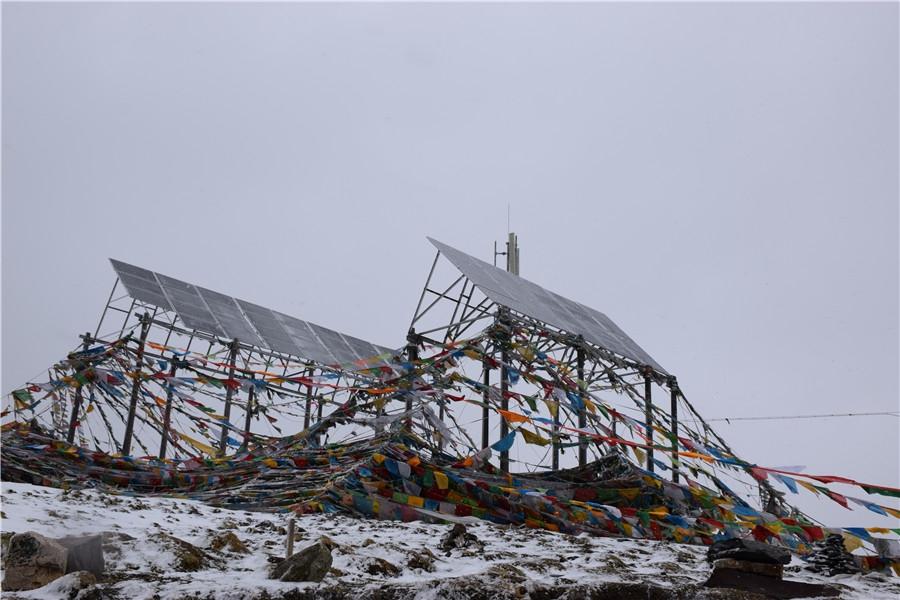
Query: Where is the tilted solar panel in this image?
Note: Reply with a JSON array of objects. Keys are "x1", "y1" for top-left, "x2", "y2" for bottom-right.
[
  {"x1": 108, "y1": 259, "x2": 393, "y2": 368},
  {"x1": 427, "y1": 238, "x2": 666, "y2": 373},
  {"x1": 109, "y1": 259, "x2": 174, "y2": 312}
]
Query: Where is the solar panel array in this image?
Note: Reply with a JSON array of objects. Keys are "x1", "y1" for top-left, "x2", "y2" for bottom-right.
[
  {"x1": 427, "y1": 238, "x2": 666, "y2": 374},
  {"x1": 109, "y1": 259, "x2": 393, "y2": 368}
]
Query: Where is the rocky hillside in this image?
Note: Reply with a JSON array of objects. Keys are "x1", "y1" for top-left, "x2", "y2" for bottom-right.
[{"x1": 1, "y1": 482, "x2": 897, "y2": 599}]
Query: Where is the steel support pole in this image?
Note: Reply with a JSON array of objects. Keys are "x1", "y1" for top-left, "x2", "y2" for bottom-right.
[
  {"x1": 577, "y1": 345, "x2": 586, "y2": 468},
  {"x1": 552, "y1": 384, "x2": 560, "y2": 470},
  {"x1": 241, "y1": 383, "x2": 256, "y2": 452},
  {"x1": 499, "y1": 347, "x2": 510, "y2": 473},
  {"x1": 158, "y1": 357, "x2": 179, "y2": 459},
  {"x1": 303, "y1": 368, "x2": 313, "y2": 431},
  {"x1": 644, "y1": 369, "x2": 654, "y2": 473},
  {"x1": 669, "y1": 377, "x2": 679, "y2": 483},
  {"x1": 481, "y1": 356, "x2": 490, "y2": 449},
  {"x1": 405, "y1": 329, "x2": 418, "y2": 429},
  {"x1": 122, "y1": 314, "x2": 151, "y2": 456},
  {"x1": 66, "y1": 332, "x2": 92, "y2": 444},
  {"x1": 218, "y1": 340, "x2": 240, "y2": 457}
]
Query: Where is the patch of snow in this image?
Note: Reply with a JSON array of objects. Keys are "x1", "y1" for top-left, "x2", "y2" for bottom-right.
[{"x1": 1, "y1": 481, "x2": 897, "y2": 599}]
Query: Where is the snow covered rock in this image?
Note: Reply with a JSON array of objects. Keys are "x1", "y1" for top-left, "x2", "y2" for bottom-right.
[
  {"x1": 149, "y1": 532, "x2": 217, "y2": 572},
  {"x1": 805, "y1": 534, "x2": 860, "y2": 577},
  {"x1": 208, "y1": 531, "x2": 248, "y2": 554},
  {"x1": 439, "y1": 524, "x2": 483, "y2": 554},
  {"x1": 270, "y1": 540, "x2": 332, "y2": 582},
  {"x1": 2, "y1": 531, "x2": 68, "y2": 591},
  {"x1": 707, "y1": 538, "x2": 791, "y2": 565}
]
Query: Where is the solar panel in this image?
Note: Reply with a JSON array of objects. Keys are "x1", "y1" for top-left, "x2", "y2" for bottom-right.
[
  {"x1": 108, "y1": 258, "x2": 392, "y2": 369},
  {"x1": 196, "y1": 287, "x2": 265, "y2": 348},
  {"x1": 155, "y1": 274, "x2": 226, "y2": 337},
  {"x1": 272, "y1": 311, "x2": 339, "y2": 365},
  {"x1": 309, "y1": 324, "x2": 359, "y2": 364},
  {"x1": 109, "y1": 259, "x2": 173, "y2": 312},
  {"x1": 427, "y1": 238, "x2": 666, "y2": 373}
]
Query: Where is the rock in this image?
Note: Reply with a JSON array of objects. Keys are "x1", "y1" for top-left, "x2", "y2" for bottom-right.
[
  {"x1": 714, "y1": 558, "x2": 783, "y2": 579},
  {"x1": 439, "y1": 523, "x2": 483, "y2": 554},
  {"x1": 270, "y1": 540, "x2": 332, "y2": 582},
  {"x1": 57, "y1": 534, "x2": 105, "y2": 576},
  {"x1": 150, "y1": 532, "x2": 213, "y2": 572},
  {"x1": 318, "y1": 534, "x2": 340, "y2": 551},
  {"x1": 34, "y1": 570, "x2": 98, "y2": 600},
  {"x1": 705, "y1": 567, "x2": 840, "y2": 598},
  {"x1": 805, "y1": 534, "x2": 860, "y2": 577},
  {"x1": 707, "y1": 538, "x2": 791, "y2": 565},
  {"x1": 2, "y1": 531, "x2": 69, "y2": 591},
  {"x1": 407, "y1": 548, "x2": 436, "y2": 572},
  {"x1": 209, "y1": 531, "x2": 249, "y2": 554},
  {"x1": 1, "y1": 530, "x2": 15, "y2": 568},
  {"x1": 487, "y1": 563, "x2": 527, "y2": 584},
  {"x1": 364, "y1": 556, "x2": 401, "y2": 577}
]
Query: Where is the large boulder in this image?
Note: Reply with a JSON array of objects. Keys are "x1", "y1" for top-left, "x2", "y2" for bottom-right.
[
  {"x1": 2, "y1": 531, "x2": 69, "y2": 591},
  {"x1": 270, "y1": 540, "x2": 332, "y2": 582},
  {"x1": 705, "y1": 567, "x2": 840, "y2": 598},
  {"x1": 707, "y1": 538, "x2": 791, "y2": 565},
  {"x1": 57, "y1": 534, "x2": 104, "y2": 576}
]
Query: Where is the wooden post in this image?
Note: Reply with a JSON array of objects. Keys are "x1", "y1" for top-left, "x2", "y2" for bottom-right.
[
  {"x1": 66, "y1": 332, "x2": 92, "y2": 444},
  {"x1": 218, "y1": 340, "x2": 240, "y2": 457},
  {"x1": 122, "y1": 314, "x2": 151, "y2": 456},
  {"x1": 644, "y1": 368, "x2": 654, "y2": 473},
  {"x1": 577, "y1": 344, "x2": 587, "y2": 468},
  {"x1": 286, "y1": 517, "x2": 295, "y2": 558},
  {"x1": 158, "y1": 357, "x2": 180, "y2": 459}
]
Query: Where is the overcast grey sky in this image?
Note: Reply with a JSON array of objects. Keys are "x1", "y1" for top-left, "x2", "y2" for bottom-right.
[{"x1": 3, "y1": 2, "x2": 898, "y2": 527}]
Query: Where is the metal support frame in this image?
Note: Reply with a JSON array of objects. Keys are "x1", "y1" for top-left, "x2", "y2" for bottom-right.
[
  {"x1": 66, "y1": 332, "x2": 92, "y2": 444},
  {"x1": 218, "y1": 339, "x2": 240, "y2": 456},
  {"x1": 644, "y1": 367, "x2": 654, "y2": 473},
  {"x1": 241, "y1": 383, "x2": 256, "y2": 452},
  {"x1": 158, "y1": 356, "x2": 180, "y2": 459},
  {"x1": 669, "y1": 376, "x2": 679, "y2": 483},
  {"x1": 577, "y1": 343, "x2": 586, "y2": 468},
  {"x1": 498, "y1": 313, "x2": 510, "y2": 473},
  {"x1": 303, "y1": 366, "x2": 313, "y2": 430},
  {"x1": 405, "y1": 329, "x2": 419, "y2": 429},
  {"x1": 122, "y1": 313, "x2": 151, "y2": 456},
  {"x1": 481, "y1": 352, "x2": 490, "y2": 450}
]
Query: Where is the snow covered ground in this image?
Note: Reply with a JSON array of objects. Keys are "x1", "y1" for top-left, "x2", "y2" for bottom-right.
[{"x1": 1, "y1": 481, "x2": 897, "y2": 599}]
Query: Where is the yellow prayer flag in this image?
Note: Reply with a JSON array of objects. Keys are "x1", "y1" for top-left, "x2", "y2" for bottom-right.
[
  {"x1": 632, "y1": 446, "x2": 646, "y2": 466},
  {"x1": 543, "y1": 399, "x2": 558, "y2": 419},
  {"x1": 521, "y1": 428, "x2": 550, "y2": 446},
  {"x1": 797, "y1": 480, "x2": 821, "y2": 495},
  {"x1": 842, "y1": 533, "x2": 863, "y2": 553},
  {"x1": 434, "y1": 471, "x2": 449, "y2": 490}
]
